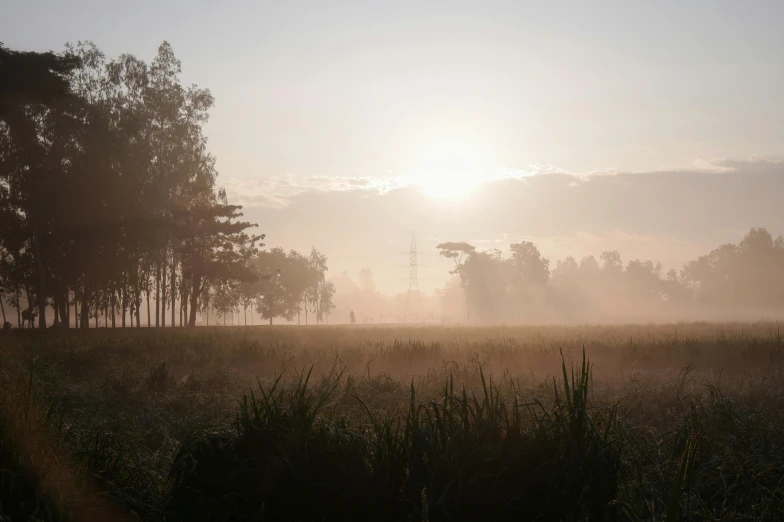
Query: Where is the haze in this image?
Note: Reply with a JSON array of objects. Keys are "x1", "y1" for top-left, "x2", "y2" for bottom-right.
[{"x1": 3, "y1": 1, "x2": 784, "y2": 325}]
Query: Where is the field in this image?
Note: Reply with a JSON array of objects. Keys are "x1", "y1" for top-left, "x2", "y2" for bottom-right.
[{"x1": 1, "y1": 324, "x2": 784, "y2": 521}]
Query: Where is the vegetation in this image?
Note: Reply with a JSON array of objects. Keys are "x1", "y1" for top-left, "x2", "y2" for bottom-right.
[
  {"x1": 1, "y1": 323, "x2": 784, "y2": 520},
  {"x1": 437, "y1": 227, "x2": 784, "y2": 323},
  {"x1": 3, "y1": 35, "x2": 784, "y2": 522},
  {"x1": 0, "y1": 42, "x2": 338, "y2": 330}
]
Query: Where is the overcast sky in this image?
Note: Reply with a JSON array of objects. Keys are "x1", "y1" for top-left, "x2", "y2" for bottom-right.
[{"x1": 4, "y1": 1, "x2": 784, "y2": 292}]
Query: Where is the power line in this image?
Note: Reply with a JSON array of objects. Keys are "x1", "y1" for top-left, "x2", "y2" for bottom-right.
[{"x1": 404, "y1": 232, "x2": 424, "y2": 322}]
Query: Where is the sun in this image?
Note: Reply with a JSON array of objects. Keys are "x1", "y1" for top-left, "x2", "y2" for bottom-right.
[{"x1": 404, "y1": 138, "x2": 494, "y2": 200}]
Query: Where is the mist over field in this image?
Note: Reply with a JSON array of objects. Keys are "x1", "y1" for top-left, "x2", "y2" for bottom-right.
[{"x1": 3, "y1": 2, "x2": 784, "y2": 521}]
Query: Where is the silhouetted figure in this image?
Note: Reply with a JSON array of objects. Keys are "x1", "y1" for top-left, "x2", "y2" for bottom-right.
[
  {"x1": 21, "y1": 309, "x2": 36, "y2": 329},
  {"x1": 349, "y1": 310, "x2": 356, "y2": 324}
]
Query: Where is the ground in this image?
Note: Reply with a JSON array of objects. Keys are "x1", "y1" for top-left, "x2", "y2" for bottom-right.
[{"x1": 0, "y1": 323, "x2": 783, "y2": 521}]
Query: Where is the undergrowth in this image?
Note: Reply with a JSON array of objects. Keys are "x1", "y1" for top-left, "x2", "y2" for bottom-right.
[{"x1": 0, "y1": 324, "x2": 783, "y2": 521}]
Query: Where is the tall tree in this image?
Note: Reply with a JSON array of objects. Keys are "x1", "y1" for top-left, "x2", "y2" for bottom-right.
[
  {"x1": 177, "y1": 202, "x2": 262, "y2": 327},
  {"x1": 0, "y1": 43, "x2": 81, "y2": 328}
]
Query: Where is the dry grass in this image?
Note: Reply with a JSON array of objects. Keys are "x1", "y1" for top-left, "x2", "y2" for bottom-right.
[{"x1": 0, "y1": 323, "x2": 783, "y2": 520}]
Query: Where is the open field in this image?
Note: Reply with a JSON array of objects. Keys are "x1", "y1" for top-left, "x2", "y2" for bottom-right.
[{"x1": 1, "y1": 323, "x2": 784, "y2": 521}]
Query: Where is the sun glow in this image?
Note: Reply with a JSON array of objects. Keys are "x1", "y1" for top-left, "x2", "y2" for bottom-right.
[{"x1": 404, "y1": 137, "x2": 496, "y2": 200}]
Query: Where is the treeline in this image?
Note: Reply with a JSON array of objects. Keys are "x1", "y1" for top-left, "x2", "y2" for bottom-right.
[
  {"x1": 0, "y1": 41, "x2": 328, "y2": 329},
  {"x1": 218, "y1": 247, "x2": 336, "y2": 326},
  {"x1": 438, "y1": 227, "x2": 784, "y2": 323}
]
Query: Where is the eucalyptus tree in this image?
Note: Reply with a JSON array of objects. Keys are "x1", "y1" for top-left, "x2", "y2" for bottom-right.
[
  {"x1": 0, "y1": 41, "x2": 264, "y2": 328},
  {"x1": 0, "y1": 43, "x2": 82, "y2": 328}
]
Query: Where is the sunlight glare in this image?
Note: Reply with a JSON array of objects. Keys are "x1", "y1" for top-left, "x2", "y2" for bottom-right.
[{"x1": 405, "y1": 138, "x2": 495, "y2": 200}]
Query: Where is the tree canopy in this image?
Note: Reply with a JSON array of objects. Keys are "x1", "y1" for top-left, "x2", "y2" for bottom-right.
[
  {"x1": 438, "y1": 228, "x2": 784, "y2": 323},
  {"x1": 0, "y1": 41, "x2": 267, "y2": 328}
]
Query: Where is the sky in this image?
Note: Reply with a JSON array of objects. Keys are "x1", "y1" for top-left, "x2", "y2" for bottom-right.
[{"x1": 4, "y1": 1, "x2": 784, "y2": 293}]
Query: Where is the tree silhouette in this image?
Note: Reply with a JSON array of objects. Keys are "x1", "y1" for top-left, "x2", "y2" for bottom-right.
[
  {"x1": 0, "y1": 43, "x2": 81, "y2": 328},
  {"x1": 0, "y1": 41, "x2": 268, "y2": 328}
]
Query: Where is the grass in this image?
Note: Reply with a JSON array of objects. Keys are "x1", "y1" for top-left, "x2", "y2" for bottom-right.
[{"x1": 0, "y1": 323, "x2": 783, "y2": 520}]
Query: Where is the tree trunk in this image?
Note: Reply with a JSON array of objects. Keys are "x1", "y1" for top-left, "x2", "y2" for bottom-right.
[
  {"x1": 111, "y1": 291, "x2": 116, "y2": 328},
  {"x1": 269, "y1": 316, "x2": 272, "y2": 326},
  {"x1": 187, "y1": 275, "x2": 201, "y2": 327},
  {"x1": 25, "y1": 287, "x2": 35, "y2": 329},
  {"x1": 16, "y1": 288, "x2": 21, "y2": 327},
  {"x1": 121, "y1": 286, "x2": 126, "y2": 328},
  {"x1": 80, "y1": 286, "x2": 90, "y2": 329},
  {"x1": 31, "y1": 228, "x2": 47, "y2": 329},
  {"x1": 73, "y1": 294, "x2": 78, "y2": 329},
  {"x1": 170, "y1": 253, "x2": 176, "y2": 328},
  {"x1": 161, "y1": 256, "x2": 167, "y2": 327},
  {"x1": 146, "y1": 284, "x2": 151, "y2": 327},
  {"x1": 155, "y1": 262, "x2": 160, "y2": 327},
  {"x1": 183, "y1": 282, "x2": 188, "y2": 327},
  {"x1": 0, "y1": 253, "x2": 6, "y2": 324},
  {"x1": 58, "y1": 290, "x2": 68, "y2": 328},
  {"x1": 136, "y1": 290, "x2": 141, "y2": 328},
  {"x1": 104, "y1": 305, "x2": 108, "y2": 327}
]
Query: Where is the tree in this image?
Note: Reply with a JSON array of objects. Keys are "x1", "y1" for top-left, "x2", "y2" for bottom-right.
[
  {"x1": 318, "y1": 281, "x2": 336, "y2": 324},
  {"x1": 552, "y1": 256, "x2": 579, "y2": 283},
  {"x1": 306, "y1": 247, "x2": 330, "y2": 325},
  {"x1": 0, "y1": 41, "x2": 265, "y2": 329},
  {"x1": 250, "y1": 248, "x2": 303, "y2": 325},
  {"x1": 437, "y1": 242, "x2": 476, "y2": 321},
  {"x1": 509, "y1": 241, "x2": 550, "y2": 285},
  {"x1": 0, "y1": 43, "x2": 81, "y2": 328},
  {"x1": 178, "y1": 202, "x2": 262, "y2": 327}
]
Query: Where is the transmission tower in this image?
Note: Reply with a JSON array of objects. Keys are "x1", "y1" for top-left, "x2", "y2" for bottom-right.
[{"x1": 404, "y1": 232, "x2": 424, "y2": 322}]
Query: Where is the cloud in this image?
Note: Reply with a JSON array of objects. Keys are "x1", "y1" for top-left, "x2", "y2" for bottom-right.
[
  {"x1": 500, "y1": 164, "x2": 568, "y2": 178},
  {"x1": 222, "y1": 173, "x2": 408, "y2": 208},
  {"x1": 222, "y1": 156, "x2": 784, "y2": 293},
  {"x1": 698, "y1": 156, "x2": 784, "y2": 174},
  {"x1": 223, "y1": 163, "x2": 576, "y2": 209},
  {"x1": 226, "y1": 156, "x2": 784, "y2": 210}
]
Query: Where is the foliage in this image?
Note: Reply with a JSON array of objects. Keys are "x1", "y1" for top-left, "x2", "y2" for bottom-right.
[
  {"x1": 0, "y1": 41, "x2": 262, "y2": 329},
  {"x1": 2, "y1": 324, "x2": 784, "y2": 520},
  {"x1": 437, "y1": 227, "x2": 784, "y2": 323}
]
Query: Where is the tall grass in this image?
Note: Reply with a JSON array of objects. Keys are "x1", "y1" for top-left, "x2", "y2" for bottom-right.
[
  {"x1": 167, "y1": 351, "x2": 621, "y2": 521},
  {"x1": 0, "y1": 324, "x2": 783, "y2": 520}
]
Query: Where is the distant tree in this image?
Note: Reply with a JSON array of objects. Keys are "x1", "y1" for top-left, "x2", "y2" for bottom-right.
[
  {"x1": 250, "y1": 248, "x2": 300, "y2": 324},
  {"x1": 625, "y1": 259, "x2": 664, "y2": 304},
  {"x1": 176, "y1": 202, "x2": 262, "y2": 327},
  {"x1": 663, "y1": 268, "x2": 692, "y2": 305},
  {"x1": 579, "y1": 255, "x2": 601, "y2": 278},
  {"x1": 552, "y1": 256, "x2": 579, "y2": 283},
  {"x1": 600, "y1": 251, "x2": 623, "y2": 273},
  {"x1": 306, "y1": 247, "x2": 330, "y2": 325},
  {"x1": 318, "y1": 281, "x2": 336, "y2": 324},
  {"x1": 359, "y1": 268, "x2": 376, "y2": 294},
  {"x1": 508, "y1": 241, "x2": 550, "y2": 285},
  {"x1": 437, "y1": 242, "x2": 476, "y2": 320}
]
